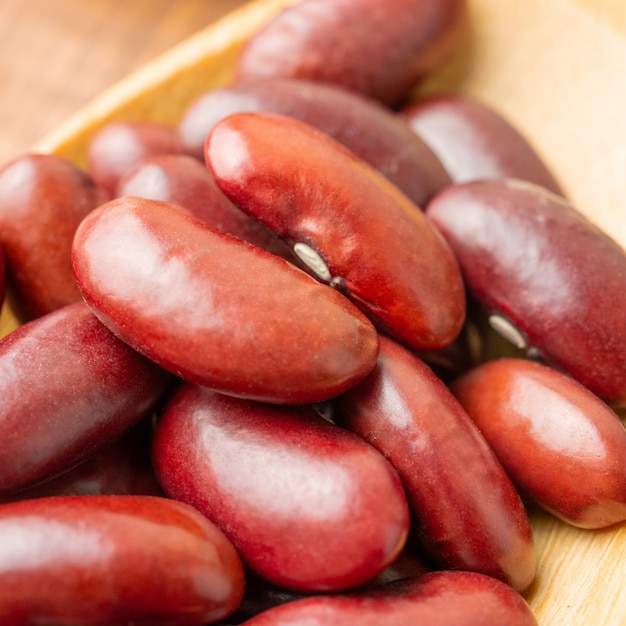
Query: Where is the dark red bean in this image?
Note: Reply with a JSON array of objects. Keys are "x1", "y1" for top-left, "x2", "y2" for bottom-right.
[
  {"x1": 88, "y1": 120, "x2": 185, "y2": 193},
  {"x1": 233, "y1": 548, "x2": 430, "y2": 623},
  {"x1": 72, "y1": 196, "x2": 379, "y2": 404},
  {"x1": 335, "y1": 335, "x2": 536, "y2": 592},
  {"x1": 0, "y1": 241, "x2": 5, "y2": 310},
  {"x1": 451, "y1": 357, "x2": 626, "y2": 529},
  {"x1": 178, "y1": 78, "x2": 451, "y2": 208},
  {"x1": 205, "y1": 112, "x2": 466, "y2": 351},
  {"x1": 152, "y1": 382, "x2": 410, "y2": 592},
  {"x1": 237, "y1": 571, "x2": 538, "y2": 626},
  {"x1": 236, "y1": 0, "x2": 468, "y2": 106},
  {"x1": 0, "y1": 301, "x2": 171, "y2": 492},
  {"x1": 0, "y1": 418, "x2": 163, "y2": 503},
  {"x1": 426, "y1": 178, "x2": 626, "y2": 407},
  {"x1": 0, "y1": 153, "x2": 110, "y2": 322},
  {"x1": 0, "y1": 495, "x2": 245, "y2": 625},
  {"x1": 117, "y1": 153, "x2": 291, "y2": 258},
  {"x1": 402, "y1": 94, "x2": 564, "y2": 195}
]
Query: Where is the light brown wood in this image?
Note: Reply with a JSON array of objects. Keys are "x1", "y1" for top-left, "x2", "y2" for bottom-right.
[
  {"x1": 2, "y1": 1, "x2": 626, "y2": 624},
  {"x1": 0, "y1": 0, "x2": 250, "y2": 164}
]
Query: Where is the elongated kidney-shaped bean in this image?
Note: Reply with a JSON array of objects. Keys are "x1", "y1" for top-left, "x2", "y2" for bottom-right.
[
  {"x1": 117, "y1": 154, "x2": 291, "y2": 258},
  {"x1": 335, "y1": 335, "x2": 535, "y2": 592},
  {"x1": 451, "y1": 358, "x2": 626, "y2": 529},
  {"x1": 0, "y1": 418, "x2": 163, "y2": 504},
  {"x1": 88, "y1": 120, "x2": 185, "y2": 193},
  {"x1": 238, "y1": 571, "x2": 538, "y2": 626},
  {"x1": 0, "y1": 241, "x2": 5, "y2": 309},
  {"x1": 0, "y1": 301, "x2": 170, "y2": 492},
  {"x1": 178, "y1": 78, "x2": 450, "y2": 208},
  {"x1": 152, "y1": 383, "x2": 410, "y2": 592},
  {"x1": 72, "y1": 196, "x2": 379, "y2": 404},
  {"x1": 236, "y1": 0, "x2": 468, "y2": 106},
  {"x1": 426, "y1": 178, "x2": 626, "y2": 406},
  {"x1": 0, "y1": 495, "x2": 245, "y2": 625},
  {"x1": 206, "y1": 112, "x2": 466, "y2": 351},
  {"x1": 0, "y1": 153, "x2": 110, "y2": 322},
  {"x1": 232, "y1": 548, "x2": 430, "y2": 623},
  {"x1": 402, "y1": 94, "x2": 564, "y2": 195}
]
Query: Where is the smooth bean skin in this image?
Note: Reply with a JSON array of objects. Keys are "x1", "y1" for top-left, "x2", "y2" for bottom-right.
[
  {"x1": 206, "y1": 112, "x2": 466, "y2": 351},
  {"x1": 0, "y1": 301, "x2": 171, "y2": 492},
  {"x1": 231, "y1": 548, "x2": 430, "y2": 623},
  {"x1": 402, "y1": 94, "x2": 564, "y2": 195},
  {"x1": 426, "y1": 178, "x2": 626, "y2": 406},
  {"x1": 0, "y1": 241, "x2": 5, "y2": 308},
  {"x1": 451, "y1": 358, "x2": 626, "y2": 529},
  {"x1": 88, "y1": 120, "x2": 185, "y2": 193},
  {"x1": 152, "y1": 383, "x2": 410, "y2": 592},
  {"x1": 235, "y1": 0, "x2": 468, "y2": 106},
  {"x1": 117, "y1": 154, "x2": 291, "y2": 258},
  {"x1": 238, "y1": 571, "x2": 538, "y2": 626},
  {"x1": 72, "y1": 196, "x2": 379, "y2": 404},
  {"x1": 335, "y1": 335, "x2": 535, "y2": 592},
  {"x1": 178, "y1": 78, "x2": 451, "y2": 208},
  {"x1": 0, "y1": 495, "x2": 245, "y2": 625},
  {"x1": 0, "y1": 418, "x2": 163, "y2": 504},
  {"x1": 0, "y1": 153, "x2": 110, "y2": 322}
]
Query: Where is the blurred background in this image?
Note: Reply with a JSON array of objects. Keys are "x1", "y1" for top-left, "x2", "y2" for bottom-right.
[{"x1": 0, "y1": 0, "x2": 250, "y2": 165}]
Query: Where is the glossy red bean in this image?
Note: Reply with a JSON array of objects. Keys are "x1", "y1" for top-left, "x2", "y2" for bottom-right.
[
  {"x1": 206, "y1": 112, "x2": 466, "y2": 351},
  {"x1": 237, "y1": 571, "x2": 538, "y2": 626},
  {"x1": 402, "y1": 94, "x2": 564, "y2": 195},
  {"x1": 335, "y1": 335, "x2": 535, "y2": 592},
  {"x1": 236, "y1": 0, "x2": 468, "y2": 106},
  {"x1": 426, "y1": 178, "x2": 626, "y2": 407},
  {"x1": 178, "y1": 78, "x2": 451, "y2": 207},
  {"x1": 152, "y1": 382, "x2": 410, "y2": 592},
  {"x1": 0, "y1": 153, "x2": 110, "y2": 322},
  {"x1": 0, "y1": 241, "x2": 5, "y2": 309},
  {"x1": 72, "y1": 196, "x2": 379, "y2": 404},
  {"x1": 0, "y1": 495, "x2": 245, "y2": 625},
  {"x1": 117, "y1": 153, "x2": 291, "y2": 258},
  {"x1": 451, "y1": 358, "x2": 626, "y2": 529},
  {"x1": 0, "y1": 301, "x2": 171, "y2": 492},
  {"x1": 88, "y1": 120, "x2": 185, "y2": 193},
  {"x1": 0, "y1": 418, "x2": 163, "y2": 504},
  {"x1": 232, "y1": 548, "x2": 430, "y2": 623}
]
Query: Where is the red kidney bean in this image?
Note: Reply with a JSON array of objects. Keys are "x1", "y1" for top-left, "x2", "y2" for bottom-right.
[
  {"x1": 0, "y1": 301, "x2": 171, "y2": 492},
  {"x1": 72, "y1": 196, "x2": 379, "y2": 404},
  {"x1": 0, "y1": 153, "x2": 110, "y2": 322},
  {"x1": 117, "y1": 153, "x2": 291, "y2": 259},
  {"x1": 205, "y1": 112, "x2": 466, "y2": 351},
  {"x1": 426, "y1": 178, "x2": 626, "y2": 407},
  {"x1": 235, "y1": 0, "x2": 468, "y2": 106},
  {"x1": 232, "y1": 548, "x2": 430, "y2": 623},
  {"x1": 0, "y1": 241, "x2": 5, "y2": 309},
  {"x1": 152, "y1": 382, "x2": 410, "y2": 592},
  {"x1": 178, "y1": 78, "x2": 451, "y2": 208},
  {"x1": 364, "y1": 549, "x2": 432, "y2": 587},
  {"x1": 0, "y1": 417, "x2": 163, "y2": 503},
  {"x1": 451, "y1": 357, "x2": 626, "y2": 529},
  {"x1": 88, "y1": 120, "x2": 185, "y2": 193},
  {"x1": 237, "y1": 571, "x2": 538, "y2": 626},
  {"x1": 335, "y1": 335, "x2": 535, "y2": 592},
  {"x1": 414, "y1": 321, "x2": 479, "y2": 383},
  {"x1": 402, "y1": 94, "x2": 564, "y2": 195},
  {"x1": 0, "y1": 495, "x2": 245, "y2": 625}
]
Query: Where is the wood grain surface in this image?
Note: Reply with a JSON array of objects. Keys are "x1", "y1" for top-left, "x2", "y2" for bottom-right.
[{"x1": 0, "y1": 0, "x2": 249, "y2": 165}]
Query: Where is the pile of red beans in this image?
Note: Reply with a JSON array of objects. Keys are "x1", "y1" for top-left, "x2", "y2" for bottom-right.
[{"x1": 0, "y1": 0, "x2": 625, "y2": 624}]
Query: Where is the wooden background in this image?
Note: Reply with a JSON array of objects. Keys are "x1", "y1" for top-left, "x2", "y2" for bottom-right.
[{"x1": 0, "y1": 0, "x2": 250, "y2": 165}]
